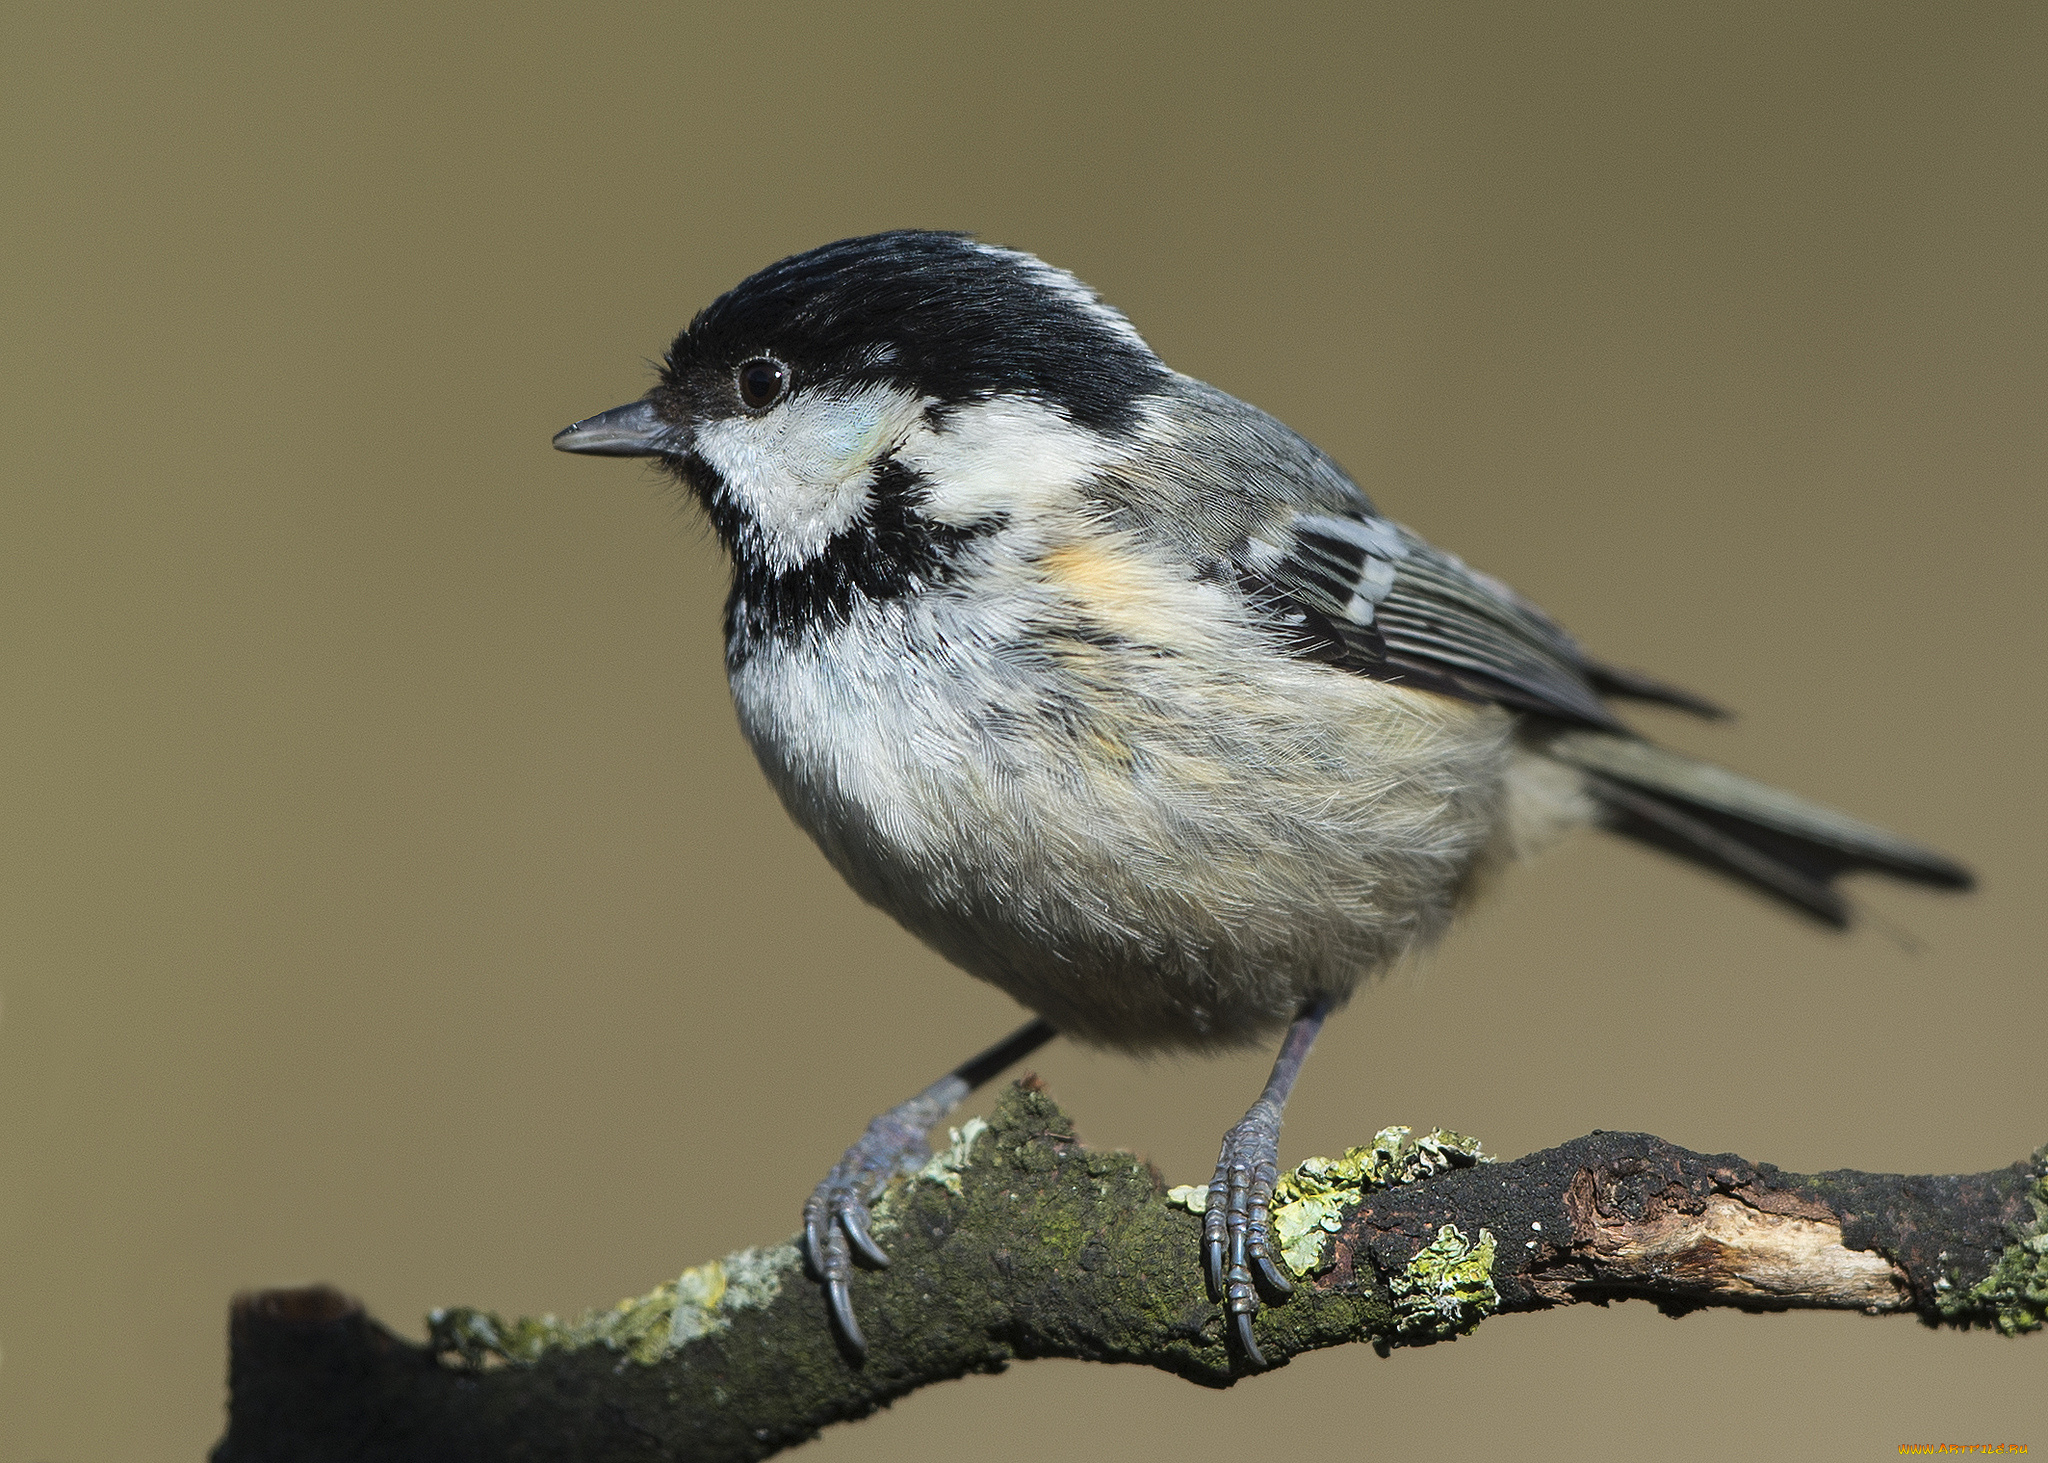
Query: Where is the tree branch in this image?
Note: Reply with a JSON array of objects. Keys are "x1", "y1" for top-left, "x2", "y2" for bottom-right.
[{"x1": 212, "y1": 1081, "x2": 2046, "y2": 1463}]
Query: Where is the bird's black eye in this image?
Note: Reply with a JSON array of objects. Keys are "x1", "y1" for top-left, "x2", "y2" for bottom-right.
[{"x1": 736, "y1": 358, "x2": 789, "y2": 412}]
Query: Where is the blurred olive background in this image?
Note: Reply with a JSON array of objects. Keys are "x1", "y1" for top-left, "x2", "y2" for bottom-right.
[{"x1": 4, "y1": 3, "x2": 2043, "y2": 1459}]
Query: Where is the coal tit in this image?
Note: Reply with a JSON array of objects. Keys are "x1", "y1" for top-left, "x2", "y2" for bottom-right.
[{"x1": 554, "y1": 230, "x2": 1971, "y2": 1368}]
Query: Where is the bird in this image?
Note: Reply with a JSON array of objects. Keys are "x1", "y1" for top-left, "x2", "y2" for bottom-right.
[{"x1": 552, "y1": 229, "x2": 1972, "y2": 1368}]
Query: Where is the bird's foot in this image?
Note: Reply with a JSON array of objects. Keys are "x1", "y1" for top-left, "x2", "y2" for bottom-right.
[
  {"x1": 801, "y1": 1080, "x2": 964, "y2": 1355},
  {"x1": 1203, "y1": 1099, "x2": 1297, "y2": 1369},
  {"x1": 801, "y1": 1019, "x2": 1060, "y2": 1357}
]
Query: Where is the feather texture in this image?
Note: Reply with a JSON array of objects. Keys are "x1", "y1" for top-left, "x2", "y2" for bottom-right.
[
  {"x1": 1548, "y1": 730, "x2": 1973, "y2": 923},
  {"x1": 605, "y1": 235, "x2": 1973, "y2": 1049}
]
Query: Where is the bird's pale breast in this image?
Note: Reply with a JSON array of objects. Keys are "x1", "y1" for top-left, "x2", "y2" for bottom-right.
[{"x1": 729, "y1": 541, "x2": 1528, "y2": 1052}]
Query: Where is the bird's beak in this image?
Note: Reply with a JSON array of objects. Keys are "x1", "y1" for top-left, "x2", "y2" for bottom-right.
[{"x1": 551, "y1": 400, "x2": 672, "y2": 457}]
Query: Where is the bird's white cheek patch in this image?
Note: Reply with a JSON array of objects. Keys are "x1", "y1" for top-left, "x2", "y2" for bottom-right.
[
  {"x1": 694, "y1": 384, "x2": 929, "y2": 572},
  {"x1": 900, "y1": 397, "x2": 1126, "y2": 526}
]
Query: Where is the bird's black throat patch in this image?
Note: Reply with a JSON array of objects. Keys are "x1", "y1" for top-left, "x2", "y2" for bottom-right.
[{"x1": 679, "y1": 453, "x2": 1000, "y2": 665}]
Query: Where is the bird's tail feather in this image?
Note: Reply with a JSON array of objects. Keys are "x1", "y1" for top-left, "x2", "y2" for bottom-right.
[{"x1": 1543, "y1": 730, "x2": 1974, "y2": 928}]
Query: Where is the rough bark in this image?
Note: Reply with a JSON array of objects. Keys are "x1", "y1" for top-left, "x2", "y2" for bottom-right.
[{"x1": 212, "y1": 1081, "x2": 2046, "y2": 1463}]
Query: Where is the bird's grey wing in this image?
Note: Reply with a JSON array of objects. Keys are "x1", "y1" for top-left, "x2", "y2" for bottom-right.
[
  {"x1": 1101, "y1": 378, "x2": 1721, "y2": 727},
  {"x1": 1232, "y1": 511, "x2": 1632, "y2": 728}
]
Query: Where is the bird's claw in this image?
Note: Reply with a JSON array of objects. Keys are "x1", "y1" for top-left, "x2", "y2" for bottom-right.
[
  {"x1": 802, "y1": 1087, "x2": 959, "y2": 1357},
  {"x1": 1203, "y1": 1104, "x2": 1296, "y2": 1369},
  {"x1": 802, "y1": 1177, "x2": 891, "y2": 1355}
]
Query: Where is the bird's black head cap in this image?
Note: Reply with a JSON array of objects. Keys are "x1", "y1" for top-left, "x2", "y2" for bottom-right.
[{"x1": 659, "y1": 231, "x2": 1168, "y2": 435}]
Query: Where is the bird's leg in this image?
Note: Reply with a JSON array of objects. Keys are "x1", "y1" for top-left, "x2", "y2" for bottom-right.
[
  {"x1": 1204, "y1": 996, "x2": 1331, "y2": 1369},
  {"x1": 803, "y1": 1017, "x2": 1058, "y2": 1355}
]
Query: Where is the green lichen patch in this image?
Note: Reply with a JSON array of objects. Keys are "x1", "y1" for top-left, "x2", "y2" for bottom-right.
[
  {"x1": 1290, "y1": 1125, "x2": 1492, "y2": 1198},
  {"x1": 1935, "y1": 1168, "x2": 2048, "y2": 1336},
  {"x1": 1166, "y1": 1125, "x2": 1492, "y2": 1277},
  {"x1": 429, "y1": 1244, "x2": 798, "y2": 1369},
  {"x1": 1272, "y1": 1191, "x2": 1352, "y2": 1275},
  {"x1": 1388, "y1": 1224, "x2": 1500, "y2": 1339},
  {"x1": 916, "y1": 1116, "x2": 990, "y2": 1197}
]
